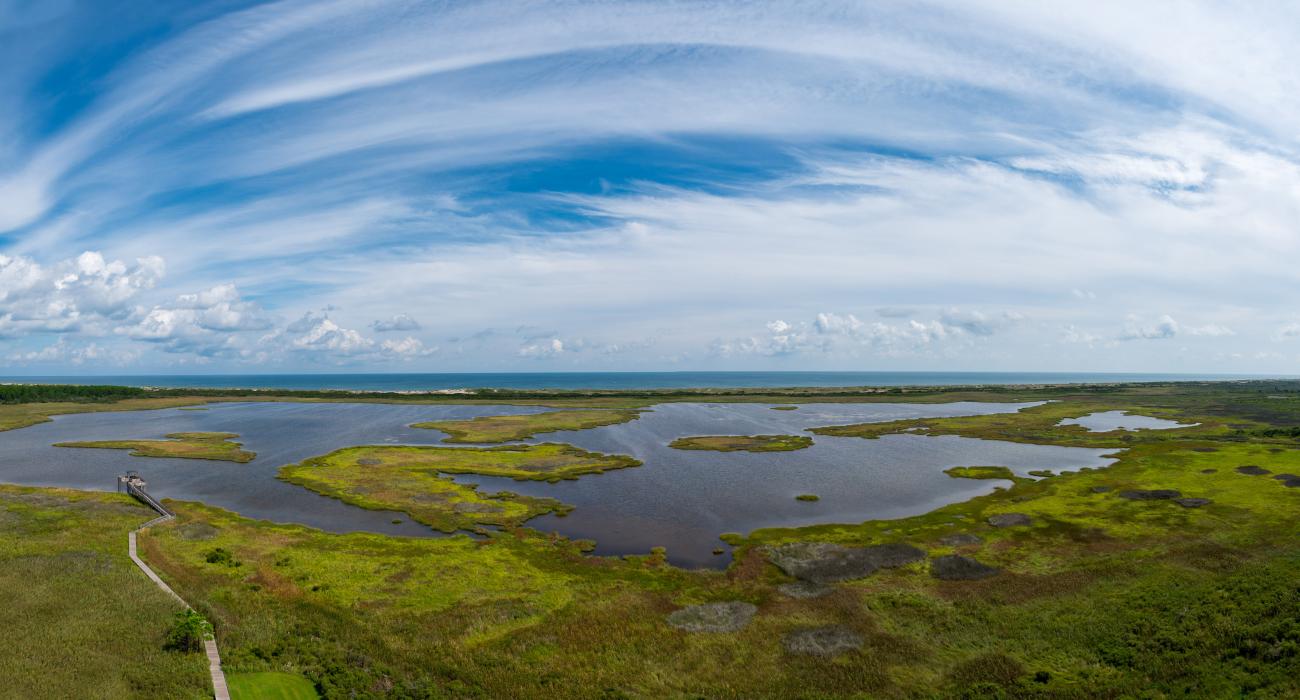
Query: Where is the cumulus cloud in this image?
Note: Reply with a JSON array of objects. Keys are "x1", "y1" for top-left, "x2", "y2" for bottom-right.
[
  {"x1": 1273, "y1": 322, "x2": 1300, "y2": 341},
  {"x1": 1061, "y1": 325, "x2": 1105, "y2": 346},
  {"x1": 272, "y1": 312, "x2": 435, "y2": 362},
  {"x1": 1118, "y1": 315, "x2": 1180, "y2": 341},
  {"x1": 0, "y1": 251, "x2": 163, "y2": 336},
  {"x1": 938, "y1": 309, "x2": 1024, "y2": 337},
  {"x1": 380, "y1": 336, "x2": 435, "y2": 358},
  {"x1": 715, "y1": 309, "x2": 1023, "y2": 359},
  {"x1": 119, "y1": 283, "x2": 272, "y2": 357},
  {"x1": 518, "y1": 338, "x2": 566, "y2": 358},
  {"x1": 1118, "y1": 315, "x2": 1233, "y2": 341},
  {"x1": 8, "y1": 337, "x2": 139, "y2": 366},
  {"x1": 290, "y1": 316, "x2": 374, "y2": 356},
  {"x1": 371, "y1": 313, "x2": 421, "y2": 332}
]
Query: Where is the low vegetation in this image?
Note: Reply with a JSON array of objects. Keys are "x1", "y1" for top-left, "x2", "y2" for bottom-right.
[
  {"x1": 0, "y1": 486, "x2": 209, "y2": 698},
  {"x1": 0, "y1": 384, "x2": 149, "y2": 404},
  {"x1": 56, "y1": 432, "x2": 255, "y2": 463},
  {"x1": 669, "y1": 434, "x2": 814, "y2": 452},
  {"x1": 943, "y1": 465, "x2": 1023, "y2": 482},
  {"x1": 278, "y1": 443, "x2": 640, "y2": 531},
  {"x1": 412, "y1": 408, "x2": 642, "y2": 442},
  {"x1": 0, "y1": 396, "x2": 214, "y2": 433},
  {"x1": 810, "y1": 399, "x2": 1228, "y2": 447}
]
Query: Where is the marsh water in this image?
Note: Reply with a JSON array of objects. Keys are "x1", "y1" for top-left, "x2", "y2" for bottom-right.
[
  {"x1": 0, "y1": 401, "x2": 1117, "y2": 567},
  {"x1": 1059, "y1": 410, "x2": 1196, "y2": 432}
]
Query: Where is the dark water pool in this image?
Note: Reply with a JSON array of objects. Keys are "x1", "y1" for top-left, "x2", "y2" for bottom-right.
[{"x1": 0, "y1": 401, "x2": 1117, "y2": 568}]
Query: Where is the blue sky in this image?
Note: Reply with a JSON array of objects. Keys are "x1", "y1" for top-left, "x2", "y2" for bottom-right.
[{"x1": 2, "y1": 0, "x2": 1299, "y2": 374}]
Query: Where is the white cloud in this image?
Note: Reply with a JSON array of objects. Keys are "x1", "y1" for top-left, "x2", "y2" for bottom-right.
[
  {"x1": 0, "y1": 251, "x2": 162, "y2": 336},
  {"x1": 715, "y1": 309, "x2": 1023, "y2": 359},
  {"x1": 119, "y1": 283, "x2": 272, "y2": 357},
  {"x1": 1117, "y1": 315, "x2": 1234, "y2": 342},
  {"x1": 1273, "y1": 322, "x2": 1300, "y2": 341},
  {"x1": 8, "y1": 337, "x2": 139, "y2": 366},
  {"x1": 371, "y1": 313, "x2": 421, "y2": 332},
  {"x1": 938, "y1": 309, "x2": 1024, "y2": 337},
  {"x1": 1185, "y1": 324, "x2": 1235, "y2": 338},
  {"x1": 1118, "y1": 314, "x2": 1180, "y2": 341},
  {"x1": 290, "y1": 316, "x2": 374, "y2": 356},
  {"x1": 380, "y1": 336, "x2": 435, "y2": 358},
  {"x1": 1061, "y1": 325, "x2": 1104, "y2": 346},
  {"x1": 518, "y1": 338, "x2": 566, "y2": 358}
]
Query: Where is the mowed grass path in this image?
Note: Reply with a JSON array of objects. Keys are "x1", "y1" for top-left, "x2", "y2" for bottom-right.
[
  {"x1": 227, "y1": 671, "x2": 318, "y2": 699},
  {"x1": 0, "y1": 486, "x2": 210, "y2": 699}
]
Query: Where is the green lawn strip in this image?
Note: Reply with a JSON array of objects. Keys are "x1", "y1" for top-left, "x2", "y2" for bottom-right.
[
  {"x1": 227, "y1": 671, "x2": 319, "y2": 700},
  {"x1": 277, "y1": 443, "x2": 640, "y2": 531},
  {"x1": 0, "y1": 485, "x2": 210, "y2": 699},
  {"x1": 55, "y1": 431, "x2": 255, "y2": 463},
  {"x1": 669, "y1": 434, "x2": 814, "y2": 452},
  {"x1": 412, "y1": 409, "x2": 643, "y2": 443}
]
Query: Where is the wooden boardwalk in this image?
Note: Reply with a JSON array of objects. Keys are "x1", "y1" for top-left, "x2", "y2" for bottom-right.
[{"x1": 123, "y1": 475, "x2": 231, "y2": 700}]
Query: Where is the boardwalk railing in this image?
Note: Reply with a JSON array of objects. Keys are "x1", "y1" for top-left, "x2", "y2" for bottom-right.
[
  {"x1": 118, "y1": 474, "x2": 172, "y2": 518},
  {"x1": 121, "y1": 474, "x2": 229, "y2": 699}
]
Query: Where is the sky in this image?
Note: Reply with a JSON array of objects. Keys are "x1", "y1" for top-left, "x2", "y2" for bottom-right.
[{"x1": 2, "y1": 0, "x2": 1299, "y2": 375}]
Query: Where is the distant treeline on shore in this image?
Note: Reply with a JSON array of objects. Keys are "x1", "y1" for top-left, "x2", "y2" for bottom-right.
[{"x1": 0, "y1": 379, "x2": 1281, "y2": 406}]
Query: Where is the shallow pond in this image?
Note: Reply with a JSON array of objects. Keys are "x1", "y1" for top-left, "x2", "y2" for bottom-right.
[
  {"x1": 0, "y1": 401, "x2": 1117, "y2": 568},
  {"x1": 1058, "y1": 410, "x2": 1196, "y2": 432}
]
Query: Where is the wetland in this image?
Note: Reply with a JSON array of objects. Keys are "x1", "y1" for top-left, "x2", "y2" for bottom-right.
[
  {"x1": 0, "y1": 399, "x2": 1114, "y2": 567},
  {"x1": 5, "y1": 380, "x2": 1300, "y2": 698}
]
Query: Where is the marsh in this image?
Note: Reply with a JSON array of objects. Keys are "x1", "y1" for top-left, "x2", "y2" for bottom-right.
[{"x1": 0, "y1": 400, "x2": 1114, "y2": 567}]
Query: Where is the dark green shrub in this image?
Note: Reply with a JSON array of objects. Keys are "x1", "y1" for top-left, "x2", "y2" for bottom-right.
[{"x1": 165, "y1": 610, "x2": 212, "y2": 653}]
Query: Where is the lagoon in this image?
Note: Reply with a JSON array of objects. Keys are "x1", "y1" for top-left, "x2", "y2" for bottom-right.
[{"x1": 0, "y1": 400, "x2": 1116, "y2": 567}]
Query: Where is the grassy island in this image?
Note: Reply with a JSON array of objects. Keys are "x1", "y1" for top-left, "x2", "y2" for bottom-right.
[
  {"x1": 412, "y1": 409, "x2": 642, "y2": 443},
  {"x1": 943, "y1": 465, "x2": 1023, "y2": 482},
  {"x1": 278, "y1": 443, "x2": 641, "y2": 531},
  {"x1": 55, "y1": 432, "x2": 255, "y2": 463},
  {"x1": 810, "y1": 400, "x2": 1216, "y2": 447},
  {"x1": 669, "y1": 434, "x2": 814, "y2": 452}
]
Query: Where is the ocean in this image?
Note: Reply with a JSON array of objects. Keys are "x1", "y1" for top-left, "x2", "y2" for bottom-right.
[{"x1": 0, "y1": 371, "x2": 1284, "y2": 391}]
